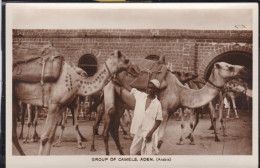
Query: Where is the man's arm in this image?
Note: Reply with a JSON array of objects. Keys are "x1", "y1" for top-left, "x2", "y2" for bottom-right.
[
  {"x1": 145, "y1": 120, "x2": 161, "y2": 143},
  {"x1": 113, "y1": 78, "x2": 132, "y2": 91}
]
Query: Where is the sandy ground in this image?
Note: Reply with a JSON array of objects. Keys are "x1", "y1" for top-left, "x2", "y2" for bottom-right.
[{"x1": 13, "y1": 109, "x2": 252, "y2": 155}]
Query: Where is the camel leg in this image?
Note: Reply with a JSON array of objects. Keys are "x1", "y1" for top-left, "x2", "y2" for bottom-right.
[
  {"x1": 45, "y1": 108, "x2": 64, "y2": 155},
  {"x1": 226, "y1": 97, "x2": 231, "y2": 118},
  {"x1": 95, "y1": 103, "x2": 104, "y2": 135},
  {"x1": 91, "y1": 102, "x2": 104, "y2": 152},
  {"x1": 208, "y1": 106, "x2": 214, "y2": 130},
  {"x1": 119, "y1": 121, "x2": 128, "y2": 135},
  {"x1": 38, "y1": 104, "x2": 61, "y2": 155},
  {"x1": 187, "y1": 109, "x2": 195, "y2": 145},
  {"x1": 208, "y1": 102, "x2": 220, "y2": 142},
  {"x1": 53, "y1": 111, "x2": 66, "y2": 147},
  {"x1": 72, "y1": 104, "x2": 85, "y2": 149},
  {"x1": 231, "y1": 97, "x2": 239, "y2": 118},
  {"x1": 102, "y1": 82, "x2": 116, "y2": 155},
  {"x1": 186, "y1": 108, "x2": 200, "y2": 140},
  {"x1": 13, "y1": 97, "x2": 25, "y2": 155},
  {"x1": 123, "y1": 109, "x2": 132, "y2": 140},
  {"x1": 157, "y1": 110, "x2": 168, "y2": 149},
  {"x1": 177, "y1": 108, "x2": 185, "y2": 145},
  {"x1": 19, "y1": 103, "x2": 26, "y2": 139},
  {"x1": 218, "y1": 92, "x2": 227, "y2": 136},
  {"x1": 31, "y1": 107, "x2": 40, "y2": 142},
  {"x1": 23, "y1": 104, "x2": 32, "y2": 143},
  {"x1": 109, "y1": 121, "x2": 124, "y2": 155},
  {"x1": 109, "y1": 101, "x2": 125, "y2": 155},
  {"x1": 103, "y1": 107, "x2": 114, "y2": 155}
]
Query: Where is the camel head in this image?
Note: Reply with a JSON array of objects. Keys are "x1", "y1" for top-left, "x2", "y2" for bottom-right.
[
  {"x1": 105, "y1": 50, "x2": 130, "y2": 75},
  {"x1": 172, "y1": 71, "x2": 198, "y2": 84},
  {"x1": 225, "y1": 79, "x2": 248, "y2": 93},
  {"x1": 208, "y1": 62, "x2": 248, "y2": 87}
]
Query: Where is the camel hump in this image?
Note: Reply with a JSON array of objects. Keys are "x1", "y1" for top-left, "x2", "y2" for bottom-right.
[
  {"x1": 125, "y1": 58, "x2": 168, "y2": 90},
  {"x1": 13, "y1": 56, "x2": 64, "y2": 83}
]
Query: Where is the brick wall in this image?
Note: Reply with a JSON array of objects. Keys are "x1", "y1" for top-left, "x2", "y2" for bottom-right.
[{"x1": 13, "y1": 29, "x2": 252, "y2": 77}]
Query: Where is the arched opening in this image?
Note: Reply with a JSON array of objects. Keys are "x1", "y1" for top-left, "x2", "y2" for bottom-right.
[
  {"x1": 145, "y1": 55, "x2": 160, "y2": 61},
  {"x1": 204, "y1": 51, "x2": 252, "y2": 110},
  {"x1": 78, "y1": 54, "x2": 98, "y2": 76}
]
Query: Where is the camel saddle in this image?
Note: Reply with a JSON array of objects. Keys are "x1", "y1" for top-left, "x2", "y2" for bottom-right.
[
  {"x1": 13, "y1": 55, "x2": 64, "y2": 83},
  {"x1": 122, "y1": 57, "x2": 168, "y2": 91}
]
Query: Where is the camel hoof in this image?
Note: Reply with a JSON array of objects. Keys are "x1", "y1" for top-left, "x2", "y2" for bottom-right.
[
  {"x1": 186, "y1": 134, "x2": 191, "y2": 139},
  {"x1": 235, "y1": 116, "x2": 239, "y2": 119},
  {"x1": 189, "y1": 142, "x2": 195, "y2": 145},
  {"x1": 29, "y1": 138, "x2": 36, "y2": 143},
  {"x1": 226, "y1": 116, "x2": 230, "y2": 119},
  {"x1": 90, "y1": 145, "x2": 97, "y2": 152},
  {"x1": 19, "y1": 135, "x2": 23, "y2": 140},
  {"x1": 81, "y1": 138, "x2": 88, "y2": 142},
  {"x1": 77, "y1": 145, "x2": 85, "y2": 149},
  {"x1": 23, "y1": 138, "x2": 29, "y2": 144},
  {"x1": 176, "y1": 142, "x2": 184, "y2": 145},
  {"x1": 53, "y1": 141, "x2": 61, "y2": 147},
  {"x1": 208, "y1": 125, "x2": 214, "y2": 130},
  {"x1": 157, "y1": 141, "x2": 163, "y2": 149},
  {"x1": 215, "y1": 137, "x2": 220, "y2": 142}
]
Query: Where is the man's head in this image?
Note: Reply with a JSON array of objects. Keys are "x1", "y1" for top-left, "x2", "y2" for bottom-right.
[{"x1": 147, "y1": 79, "x2": 160, "y2": 96}]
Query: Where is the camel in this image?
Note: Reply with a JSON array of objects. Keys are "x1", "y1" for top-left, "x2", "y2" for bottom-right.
[
  {"x1": 90, "y1": 70, "x2": 198, "y2": 153},
  {"x1": 12, "y1": 50, "x2": 130, "y2": 155},
  {"x1": 181, "y1": 78, "x2": 252, "y2": 145},
  {"x1": 99, "y1": 59, "x2": 248, "y2": 155},
  {"x1": 222, "y1": 79, "x2": 251, "y2": 118},
  {"x1": 226, "y1": 80, "x2": 252, "y2": 97}
]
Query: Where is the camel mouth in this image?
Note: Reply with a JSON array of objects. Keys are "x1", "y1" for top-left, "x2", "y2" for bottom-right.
[{"x1": 238, "y1": 66, "x2": 250, "y2": 80}]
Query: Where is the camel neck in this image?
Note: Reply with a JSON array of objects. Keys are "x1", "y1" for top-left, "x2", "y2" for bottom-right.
[{"x1": 76, "y1": 64, "x2": 110, "y2": 96}]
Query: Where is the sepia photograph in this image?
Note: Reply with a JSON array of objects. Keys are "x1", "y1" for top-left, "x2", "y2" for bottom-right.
[{"x1": 6, "y1": 3, "x2": 258, "y2": 168}]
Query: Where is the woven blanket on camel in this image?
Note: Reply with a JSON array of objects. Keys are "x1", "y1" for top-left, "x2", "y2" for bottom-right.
[
  {"x1": 122, "y1": 58, "x2": 168, "y2": 91},
  {"x1": 13, "y1": 55, "x2": 64, "y2": 83}
]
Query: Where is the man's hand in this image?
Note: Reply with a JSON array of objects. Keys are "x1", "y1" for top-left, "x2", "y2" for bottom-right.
[
  {"x1": 145, "y1": 132, "x2": 153, "y2": 143},
  {"x1": 112, "y1": 78, "x2": 123, "y2": 86}
]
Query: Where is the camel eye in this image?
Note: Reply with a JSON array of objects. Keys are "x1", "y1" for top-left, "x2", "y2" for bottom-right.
[{"x1": 228, "y1": 67, "x2": 234, "y2": 71}]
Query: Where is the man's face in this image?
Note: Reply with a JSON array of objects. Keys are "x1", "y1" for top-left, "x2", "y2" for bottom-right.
[{"x1": 147, "y1": 83, "x2": 157, "y2": 96}]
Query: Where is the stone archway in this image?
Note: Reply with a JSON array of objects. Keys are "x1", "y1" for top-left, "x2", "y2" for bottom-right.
[
  {"x1": 204, "y1": 50, "x2": 252, "y2": 110},
  {"x1": 78, "y1": 54, "x2": 98, "y2": 76},
  {"x1": 204, "y1": 50, "x2": 252, "y2": 84}
]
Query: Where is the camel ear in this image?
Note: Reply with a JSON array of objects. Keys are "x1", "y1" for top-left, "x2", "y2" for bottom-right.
[
  {"x1": 176, "y1": 71, "x2": 181, "y2": 76},
  {"x1": 117, "y1": 51, "x2": 122, "y2": 59},
  {"x1": 159, "y1": 55, "x2": 166, "y2": 64}
]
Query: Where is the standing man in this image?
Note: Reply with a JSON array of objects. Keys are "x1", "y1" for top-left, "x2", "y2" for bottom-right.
[{"x1": 114, "y1": 79, "x2": 163, "y2": 155}]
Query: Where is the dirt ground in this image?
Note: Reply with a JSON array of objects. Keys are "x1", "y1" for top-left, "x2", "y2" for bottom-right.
[{"x1": 13, "y1": 109, "x2": 252, "y2": 155}]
